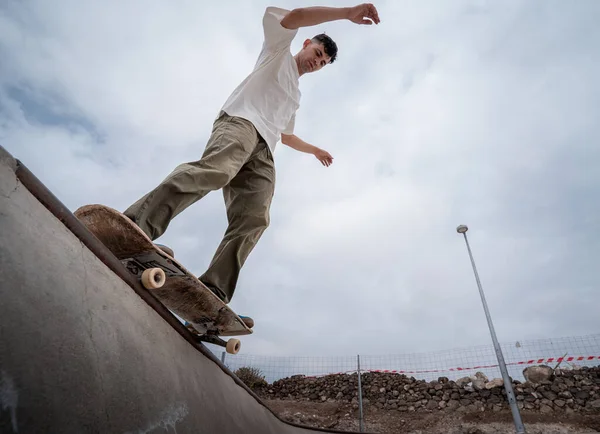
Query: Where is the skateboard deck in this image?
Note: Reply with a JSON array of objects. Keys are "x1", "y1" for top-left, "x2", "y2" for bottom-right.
[{"x1": 73, "y1": 204, "x2": 252, "y2": 354}]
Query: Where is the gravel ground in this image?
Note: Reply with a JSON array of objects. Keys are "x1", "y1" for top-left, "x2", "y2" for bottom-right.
[{"x1": 265, "y1": 399, "x2": 600, "y2": 433}]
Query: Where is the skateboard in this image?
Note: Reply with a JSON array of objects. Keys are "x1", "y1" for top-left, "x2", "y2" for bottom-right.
[{"x1": 73, "y1": 204, "x2": 252, "y2": 354}]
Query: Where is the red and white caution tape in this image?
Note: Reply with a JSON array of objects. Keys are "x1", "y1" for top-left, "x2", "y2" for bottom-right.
[{"x1": 302, "y1": 355, "x2": 600, "y2": 378}]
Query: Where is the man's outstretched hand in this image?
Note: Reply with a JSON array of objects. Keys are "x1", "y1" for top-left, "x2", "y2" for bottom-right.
[
  {"x1": 314, "y1": 148, "x2": 334, "y2": 167},
  {"x1": 347, "y1": 3, "x2": 380, "y2": 25}
]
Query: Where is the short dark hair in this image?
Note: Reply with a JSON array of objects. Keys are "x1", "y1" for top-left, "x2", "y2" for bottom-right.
[{"x1": 311, "y1": 33, "x2": 338, "y2": 64}]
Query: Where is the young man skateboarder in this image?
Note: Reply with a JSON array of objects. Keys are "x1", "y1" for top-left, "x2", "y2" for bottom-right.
[{"x1": 123, "y1": 4, "x2": 381, "y2": 310}]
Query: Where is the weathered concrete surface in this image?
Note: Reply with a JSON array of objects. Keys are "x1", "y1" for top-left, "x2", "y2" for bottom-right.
[{"x1": 0, "y1": 145, "x2": 361, "y2": 434}]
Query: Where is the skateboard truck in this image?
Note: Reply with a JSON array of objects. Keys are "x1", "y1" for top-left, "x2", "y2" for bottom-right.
[
  {"x1": 184, "y1": 322, "x2": 241, "y2": 354},
  {"x1": 121, "y1": 252, "x2": 189, "y2": 289}
]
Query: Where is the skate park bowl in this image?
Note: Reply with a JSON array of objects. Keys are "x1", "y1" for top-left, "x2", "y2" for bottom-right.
[{"x1": 0, "y1": 144, "x2": 369, "y2": 434}]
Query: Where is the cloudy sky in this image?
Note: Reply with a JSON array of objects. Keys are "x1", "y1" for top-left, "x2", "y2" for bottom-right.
[{"x1": 2, "y1": 0, "x2": 599, "y2": 373}]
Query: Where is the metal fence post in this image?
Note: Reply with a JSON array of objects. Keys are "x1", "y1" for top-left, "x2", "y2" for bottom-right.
[{"x1": 357, "y1": 354, "x2": 364, "y2": 432}]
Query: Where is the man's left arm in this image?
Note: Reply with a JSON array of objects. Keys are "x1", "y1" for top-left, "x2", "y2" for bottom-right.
[{"x1": 281, "y1": 133, "x2": 333, "y2": 167}]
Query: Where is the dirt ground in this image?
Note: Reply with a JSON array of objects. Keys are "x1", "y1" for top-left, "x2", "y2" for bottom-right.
[{"x1": 265, "y1": 399, "x2": 600, "y2": 434}]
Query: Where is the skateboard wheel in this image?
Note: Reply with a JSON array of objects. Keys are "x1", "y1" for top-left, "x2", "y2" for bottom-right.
[
  {"x1": 226, "y1": 338, "x2": 241, "y2": 355},
  {"x1": 141, "y1": 268, "x2": 166, "y2": 289}
]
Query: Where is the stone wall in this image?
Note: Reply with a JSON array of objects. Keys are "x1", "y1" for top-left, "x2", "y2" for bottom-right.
[{"x1": 252, "y1": 365, "x2": 600, "y2": 413}]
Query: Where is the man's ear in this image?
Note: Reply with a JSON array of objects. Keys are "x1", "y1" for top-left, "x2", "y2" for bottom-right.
[{"x1": 302, "y1": 38, "x2": 311, "y2": 49}]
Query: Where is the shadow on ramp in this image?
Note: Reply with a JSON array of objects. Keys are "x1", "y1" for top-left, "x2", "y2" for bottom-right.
[{"x1": 0, "y1": 145, "x2": 371, "y2": 434}]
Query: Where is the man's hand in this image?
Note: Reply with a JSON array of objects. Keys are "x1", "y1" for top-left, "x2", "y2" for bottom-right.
[
  {"x1": 347, "y1": 3, "x2": 380, "y2": 25},
  {"x1": 314, "y1": 148, "x2": 333, "y2": 167}
]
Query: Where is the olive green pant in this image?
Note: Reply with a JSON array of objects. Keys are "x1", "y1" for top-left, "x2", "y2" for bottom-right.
[{"x1": 123, "y1": 112, "x2": 275, "y2": 303}]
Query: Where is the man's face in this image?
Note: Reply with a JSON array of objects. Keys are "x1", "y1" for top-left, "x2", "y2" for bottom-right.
[{"x1": 297, "y1": 40, "x2": 331, "y2": 75}]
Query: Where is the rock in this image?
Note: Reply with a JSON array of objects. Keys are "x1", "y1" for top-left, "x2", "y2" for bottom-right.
[
  {"x1": 488, "y1": 395, "x2": 501, "y2": 404},
  {"x1": 540, "y1": 404, "x2": 553, "y2": 413},
  {"x1": 456, "y1": 376, "x2": 471, "y2": 387},
  {"x1": 426, "y1": 400, "x2": 438, "y2": 410},
  {"x1": 472, "y1": 379, "x2": 486, "y2": 391},
  {"x1": 472, "y1": 372, "x2": 489, "y2": 382},
  {"x1": 587, "y1": 399, "x2": 600, "y2": 409},
  {"x1": 551, "y1": 384, "x2": 562, "y2": 393},
  {"x1": 541, "y1": 398, "x2": 553, "y2": 407},
  {"x1": 480, "y1": 390, "x2": 491, "y2": 399},
  {"x1": 541, "y1": 390, "x2": 558, "y2": 400},
  {"x1": 485, "y1": 378, "x2": 504, "y2": 389},
  {"x1": 523, "y1": 365, "x2": 553, "y2": 384},
  {"x1": 447, "y1": 400, "x2": 460, "y2": 410}
]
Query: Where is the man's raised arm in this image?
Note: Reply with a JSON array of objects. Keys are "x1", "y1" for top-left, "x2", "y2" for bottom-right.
[{"x1": 280, "y1": 4, "x2": 380, "y2": 29}]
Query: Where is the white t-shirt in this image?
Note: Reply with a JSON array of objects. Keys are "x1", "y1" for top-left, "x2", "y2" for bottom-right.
[{"x1": 220, "y1": 7, "x2": 301, "y2": 156}]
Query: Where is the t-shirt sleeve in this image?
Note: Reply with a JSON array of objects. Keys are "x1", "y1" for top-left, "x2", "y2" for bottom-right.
[
  {"x1": 262, "y1": 7, "x2": 298, "y2": 53},
  {"x1": 282, "y1": 112, "x2": 296, "y2": 135}
]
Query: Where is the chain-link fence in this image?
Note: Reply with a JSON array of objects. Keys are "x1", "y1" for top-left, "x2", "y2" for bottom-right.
[{"x1": 210, "y1": 333, "x2": 600, "y2": 384}]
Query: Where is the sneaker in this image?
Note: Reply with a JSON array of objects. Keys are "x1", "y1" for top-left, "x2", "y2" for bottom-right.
[
  {"x1": 155, "y1": 243, "x2": 174, "y2": 258},
  {"x1": 239, "y1": 315, "x2": 254, "y2": 329}
]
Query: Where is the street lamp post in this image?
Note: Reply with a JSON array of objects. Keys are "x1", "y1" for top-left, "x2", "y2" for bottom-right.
[{"x1": 456, "y1": 225, "x2": 526, "y2": 434}]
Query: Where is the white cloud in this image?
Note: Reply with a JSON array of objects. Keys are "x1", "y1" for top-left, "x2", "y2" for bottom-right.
[{"x1": 2, "y1": 0, "x2": 600, "y2": 376}]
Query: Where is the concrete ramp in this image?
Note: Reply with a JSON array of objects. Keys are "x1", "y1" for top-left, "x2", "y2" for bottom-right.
[{"x1": 0, "y1": 145, "x2": 364, "y2": 434}]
